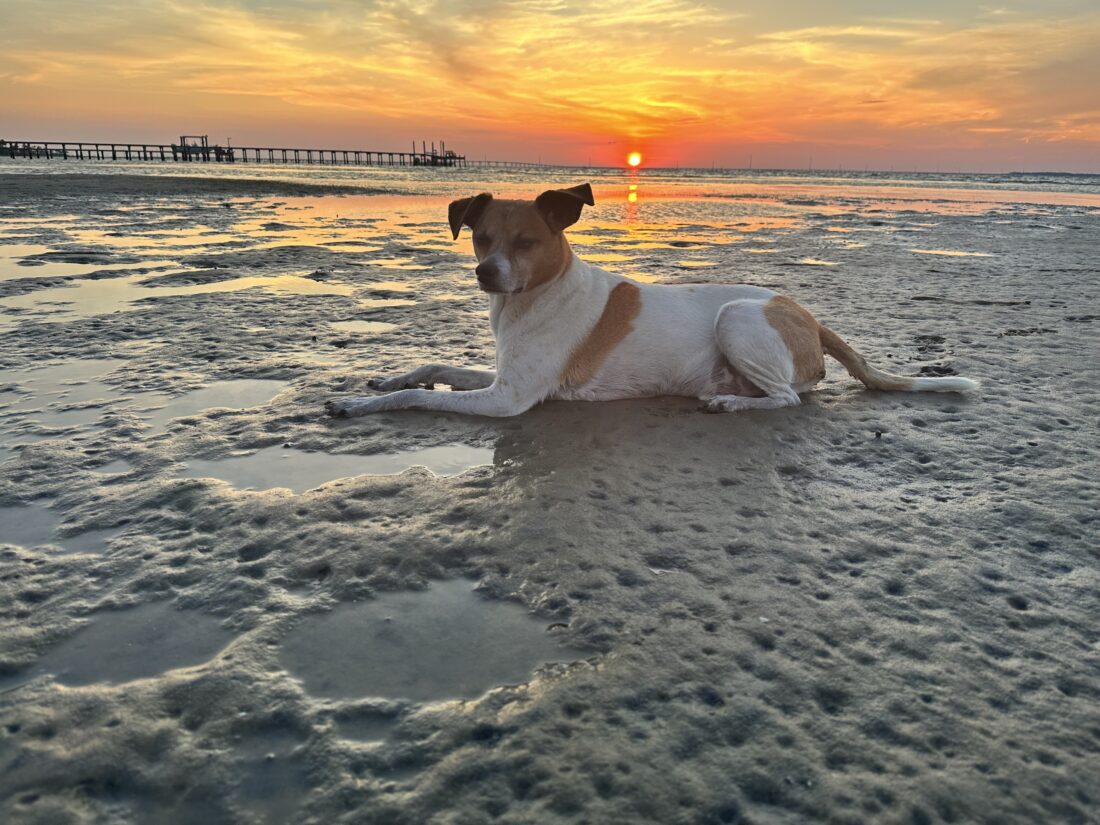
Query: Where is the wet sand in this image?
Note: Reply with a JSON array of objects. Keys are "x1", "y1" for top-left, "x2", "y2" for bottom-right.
[
  {"x1": 0, "y1": 173, "x2": 375, "y2": 199},
  {"x1": 1, "y1": 168, "x2": 1099, "y2": 824}
]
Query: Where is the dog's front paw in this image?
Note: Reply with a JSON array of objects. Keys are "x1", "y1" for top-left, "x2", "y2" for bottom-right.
[
  {"x1": 324, "y1": 399, "x2": 349, "y2": 418},
  {"x1": 325, "y1": 397, "x2": 370, "y2": 418}
]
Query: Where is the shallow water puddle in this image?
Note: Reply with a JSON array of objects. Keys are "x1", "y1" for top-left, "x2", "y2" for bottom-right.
[
  {"x1": 321, "y1": 242, "x2": 383, "y2": 252},
  {"x1": 1, "y1": 404, "x2": 108, "y2": 434},
  {"x1": 365, "y1": 280, "x2": 415, "y2": 292},
  {"x1": 357, "y1": 297, "x2": 416, "y2": 309},
  {"x1": 0, "y1": 272, "x2": 356, "y2": 326},
  {"x1": 0, "y1": 602, "x2": 234, "y2": 690},
  {"x1": 292, "y1": 349, "x2": 342, "y2": 365},
  {"x1": 3, "y1": 257, "x2": 178, "y2": 281},
  {"x1": 90, "y1": 458, "x2": 133, "y2": 474},
  {"x1": 142, "y1": 379, "x2": 284, "y2": 428},
  {"x1": 580, "y1": 252, "x2": 637, "y2": 263},
  {"x1": 364, "y1": 257, "x2": 431, "y2": 271},
  {"x1": 0, "y1": 243, "x2": 56, "y2": 279},
  {"x1": 279, "y1": 580, "x2": 584, "y2": 702},
  {"x1": 910, "y1": 248, "x2": 995, "y2": 257},
  {"x1": 331, "y1": 320, "x2": 399, "y2": 335},
  {"x1": 4, "y1": 358, "x2": 126, "y2": 389},
  {"x1": 0, "y1": 365, "x2": 282, "y2": 438},
  {"x1": 206, "y1": 274, "x2": 358, "y2": 296},
  {"x1": 1, "y1": 371, "x2": 113, "y2": 431},
  {"x1": 334, "y1": 713, "x2": 400, "y2": 742},
  {"x1": 0, "y1": 502, "x2": 121, "y2": 554},
  {"x1": 180, "y1": 443, "x2": 493, "y2": 493}
]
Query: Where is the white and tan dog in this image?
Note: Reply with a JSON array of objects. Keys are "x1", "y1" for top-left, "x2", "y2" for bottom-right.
[{"x1": 325, "y1": 183, "x2": 976, "y2": 419}]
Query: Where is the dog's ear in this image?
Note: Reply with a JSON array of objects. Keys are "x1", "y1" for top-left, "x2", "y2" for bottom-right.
[
  {"x1": 448, "y1": 193, "x2": 492, "y2": 240},
  {"x1": 535, "y1": 183, "x2": 595, "y2": 233}
]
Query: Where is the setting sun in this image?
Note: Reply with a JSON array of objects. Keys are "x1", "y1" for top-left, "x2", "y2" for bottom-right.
[{"x1": 627, "y1": 151, "x2": 642, "y2": 167}]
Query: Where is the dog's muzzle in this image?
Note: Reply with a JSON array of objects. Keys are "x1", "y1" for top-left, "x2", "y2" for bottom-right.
[{"x1": 475, "y1": 258, "x2": 519, "y2": 293}]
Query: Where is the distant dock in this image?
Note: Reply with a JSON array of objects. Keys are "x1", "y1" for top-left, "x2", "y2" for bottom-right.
[{"x1": 1, "y1": 135, "x2": 548, "y2": 170}]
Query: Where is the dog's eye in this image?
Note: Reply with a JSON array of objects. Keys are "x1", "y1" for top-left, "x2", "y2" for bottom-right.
[
  {"x1": 514, "y1": 237, "x2": 536, "y2": 250},
  {"x1": 474, "y1": 233, "x2": 490, "y2": 246}
]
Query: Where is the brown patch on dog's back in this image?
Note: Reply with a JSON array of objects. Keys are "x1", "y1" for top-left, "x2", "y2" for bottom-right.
[
  {"x1": 560, "y1": 282, "x2": 641, "y2": 386},
  {"x1": 764, "y1": 295, "x2": 826, "y2": 384}
]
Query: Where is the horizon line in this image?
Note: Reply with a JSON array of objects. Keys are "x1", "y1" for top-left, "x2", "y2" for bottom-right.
[{"x1": 2, "y1": 158, "x2": 1097, "y2": 177}]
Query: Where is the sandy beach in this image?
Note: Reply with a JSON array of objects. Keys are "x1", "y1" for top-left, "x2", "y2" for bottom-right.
[{"x1": 1, "y1": 165, "x2": 1098, "y2": 824}]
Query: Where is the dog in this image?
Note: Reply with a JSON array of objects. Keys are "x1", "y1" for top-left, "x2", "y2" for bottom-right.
[{"x1": 325, "y1": 182, "x2": 977, "y2": 419}]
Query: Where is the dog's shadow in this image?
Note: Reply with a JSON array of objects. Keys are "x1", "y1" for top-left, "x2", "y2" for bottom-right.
[
  {"x1": 487, "y1": 396, "x2": 818, "y2": 488},
  {"x1": 327, "y1": 380, "x2": 971, "y2": 504}
]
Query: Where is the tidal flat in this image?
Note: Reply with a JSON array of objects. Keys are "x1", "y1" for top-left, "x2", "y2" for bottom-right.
[{"x1": 1, "y1": 164, "x2": 1098, "y2": 824}]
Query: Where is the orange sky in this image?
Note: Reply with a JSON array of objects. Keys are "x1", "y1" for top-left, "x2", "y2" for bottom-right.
[{"x1": 2, "y1": 1, "x2": 1098, "y2": 171}]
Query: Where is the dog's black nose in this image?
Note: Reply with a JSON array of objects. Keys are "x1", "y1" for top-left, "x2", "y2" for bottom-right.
[{"x1": 475, "y1": 261, "x2": 499, "y2": 283}]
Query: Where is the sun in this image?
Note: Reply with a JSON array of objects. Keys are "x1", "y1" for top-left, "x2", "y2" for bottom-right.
[{"x1": 627, "y1": 151, "x2": 642, "y2": 167}]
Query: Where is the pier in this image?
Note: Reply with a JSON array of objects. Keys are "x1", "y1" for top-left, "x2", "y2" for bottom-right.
[
  {"x1": 1, "y1": 135, "x2": 553, "y2": 170},
  {"x1": 2, "y1": 135, "x2": 465, "y2": 167}
]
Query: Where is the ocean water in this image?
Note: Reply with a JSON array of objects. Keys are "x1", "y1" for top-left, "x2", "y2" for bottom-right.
[{"x1": 4, "y1": 155, "x2": 1100, "y2": 197}]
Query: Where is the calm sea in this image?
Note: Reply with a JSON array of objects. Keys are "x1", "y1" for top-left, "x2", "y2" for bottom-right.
[{"x1": 2, "y1": 158, "x2": 1099, "y2": 202}]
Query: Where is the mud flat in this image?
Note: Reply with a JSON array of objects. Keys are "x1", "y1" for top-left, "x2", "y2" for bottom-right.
[
  {"x1": 1, "y1": 168, "x2": 1099, "y2": 824},
  {"x1": 0, "y1": 173, "x2": 376, "y2": 200}
]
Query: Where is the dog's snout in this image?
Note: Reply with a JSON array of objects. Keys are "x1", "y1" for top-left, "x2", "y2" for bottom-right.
[
  {"x1": 474, "y1": 254, "x2": 517, "y2": 293},
  {"x1": 475, "y1": 261, "x2": 499, "y2": 283}
]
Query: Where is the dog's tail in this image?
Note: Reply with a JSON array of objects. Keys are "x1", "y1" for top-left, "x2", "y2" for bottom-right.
[{"x1": 818, "y1": 326, "x2": 979, "y2": 393}]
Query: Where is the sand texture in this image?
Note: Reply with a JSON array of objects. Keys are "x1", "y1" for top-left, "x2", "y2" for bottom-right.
[{"x1": 1, "y1": 166, "x2": 1098, "y2": 824}]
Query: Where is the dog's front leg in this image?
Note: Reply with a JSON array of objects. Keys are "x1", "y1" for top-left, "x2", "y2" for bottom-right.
[
  {"x1": 368, "y1": 364, "x2": 496, "y2": 392},
  {"x1": 326, "y1": 383, "x2": 535, "y2": 419}
]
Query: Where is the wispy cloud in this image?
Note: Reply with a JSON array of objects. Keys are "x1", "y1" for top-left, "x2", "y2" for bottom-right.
[{"x1": 1, "y1": 0, "x2": 1097, "y2": 166}]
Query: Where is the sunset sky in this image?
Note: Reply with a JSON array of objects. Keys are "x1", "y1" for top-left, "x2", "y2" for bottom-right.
[{"x1": 2, "y1": 1, "x2": 1098, "y2": 171}]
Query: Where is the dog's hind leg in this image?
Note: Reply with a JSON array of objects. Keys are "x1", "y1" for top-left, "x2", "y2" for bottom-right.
[
  {"x1": 702, "y1": 298, "x2": 824, "y2": 413},
  {"x1": 368, "y1": 365, "x2": 496, "y2": 392}
]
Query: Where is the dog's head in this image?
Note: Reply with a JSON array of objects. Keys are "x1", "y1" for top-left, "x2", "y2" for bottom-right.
[{"x1": 448, "y1": 183, "x2": 594, "y2": 294}]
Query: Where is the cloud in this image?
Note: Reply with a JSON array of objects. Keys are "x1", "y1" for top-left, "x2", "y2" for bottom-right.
[{"x1": 1, "y1": 0, "x2": 1097, "y2": 164}]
